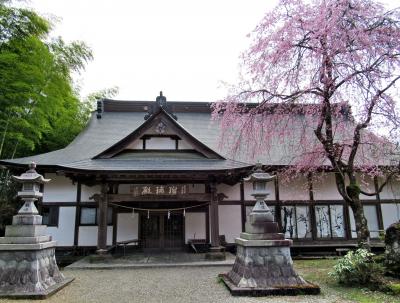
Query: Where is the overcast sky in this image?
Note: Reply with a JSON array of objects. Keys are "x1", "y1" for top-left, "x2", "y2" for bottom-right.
[{"x1": 25, "y1": 0, "x2": 400, "y2": 102}]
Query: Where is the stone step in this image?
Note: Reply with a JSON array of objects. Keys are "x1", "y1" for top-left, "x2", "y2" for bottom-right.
[
  {"x1": 0, "y1": 235, "x2": 51, "y2": 244},
  {"x1": 0, "y1": 241, "x2": 57, "y2": 251}
]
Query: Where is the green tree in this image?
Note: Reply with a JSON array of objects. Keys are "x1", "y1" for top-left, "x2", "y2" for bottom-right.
[
  {"x1": 0, "y1": 1, "x2": 93, "y2": 159},
  {"x1": 0, "y1": 1, "x2": 94, "y2": 233}
]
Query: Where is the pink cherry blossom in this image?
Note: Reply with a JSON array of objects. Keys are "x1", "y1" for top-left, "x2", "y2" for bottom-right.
[{"x1": 213, "y1": 0, "x2": 400, "y2": 248}]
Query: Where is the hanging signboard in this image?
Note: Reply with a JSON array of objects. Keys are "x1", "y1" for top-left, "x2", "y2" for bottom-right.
[{"x1": 130, "y1": 184, "x2": 188, "y2": 197}]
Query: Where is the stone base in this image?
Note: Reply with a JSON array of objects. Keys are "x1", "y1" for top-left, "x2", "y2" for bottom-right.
[
  {"x1": 5, "y1": 225, "x2": 47, "y2": 237},
  {"x1": 90, "y1": 252, "x2": 113, "y2": 262},
  {"x1": 219, "y1": 274, "x2": 320, "y2": 296},
  {"x1": 95, "y1": 248, "x2": 110, "y2": 256},
  {"x1": 0, "y1": 247, "x2": 65, "y2": 294},
  {"x1": 245, "y1": 221, "x2": 279, "y2": 234},
  {"x1": 205, "y1": 247, "x2": 226, "y2": 261},
  {"x1": 0, "y1": 277, "x2": 74, "y2": 299},
  {"x1": 222, "y1": 240, "x2": 320, "y2": 295},
  {"x1": 12, "y1": 215, "x2": 42, "y2": 226},
  {"x1": 0, "y1": 235, "x2": 51, "y2": 245},
  {"x1": 240, "y1": 232, "x2": 284, "y2": 240}
]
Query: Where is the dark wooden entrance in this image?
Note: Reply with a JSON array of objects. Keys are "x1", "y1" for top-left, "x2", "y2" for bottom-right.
[{"x1": 140, "y1": 213, "x2": 184, "y2": 250}]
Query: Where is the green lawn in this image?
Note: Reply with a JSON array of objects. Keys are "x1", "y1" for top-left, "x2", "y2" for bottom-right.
[{"x1": 295, "y1": 258, "x2": 400, "y2": 303}]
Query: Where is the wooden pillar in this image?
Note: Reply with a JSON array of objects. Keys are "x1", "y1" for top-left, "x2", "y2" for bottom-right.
[
  {"x1": 111, "y1": 184, "x2": 118, "y2": 246},
  {"x1": 240, "y1": 181, "x2": 246, "y2": 232},
  {"x1": 209, "y1": 182, "x2": 220, "y2": 248},
  {"x1": 74, "y1": 182, "x2": 81, "y2": 246},
  {"x1": 97, "y1": 183, "x2": 108, "y2": 254},
  {"x1": 112, "y1": 206, "x2": 118, "y2": 246},
  {"x1": 274, "y1": 173, "x2": 282, "y2": 231},
  {"x1": 308, "y1": 173, "x2": 317, "y2": 240},
  {"x1": 205, "y1": 206, "x2": 210, "y2": 244}
]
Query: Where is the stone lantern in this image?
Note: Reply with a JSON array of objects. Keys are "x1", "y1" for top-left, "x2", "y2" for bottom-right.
[
  {"x1": 242, "y1": 164, "x2": 276, "y2": 235},
  {"x1": 0, "y1": 162, "x2": 73, "y2": 299},
  {"x1": 220, "y1": 163, "x2": 320, "y2": 296},
  {"x1": 12, "y1": 162, "x2": 50, "y2": 225}
]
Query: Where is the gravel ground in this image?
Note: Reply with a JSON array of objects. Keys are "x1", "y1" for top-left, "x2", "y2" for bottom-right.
[{"x1": 0, "y1": 266, "x2": 351, "y2": 303}]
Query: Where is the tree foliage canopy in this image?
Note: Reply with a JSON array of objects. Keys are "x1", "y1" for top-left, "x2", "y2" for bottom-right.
[
  {"x1": 0, "y1": 1, "x2": 96, "y2": 233},
  {"x1": 214, "y1": 0, "x2": 400, "y2": 247},
  {"x1": 0, "y1": 1, "x2": 93, "y2": 159}
]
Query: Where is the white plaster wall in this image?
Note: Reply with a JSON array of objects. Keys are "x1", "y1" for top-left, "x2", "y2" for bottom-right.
[
  {"x1": 116, "y1": 213, "x2": 139, "y2": 242},
  {"x1": 217, "y1": 184, "x2": 240, "y2": 200},
  {"x1": 279, "y1": 175, "x2": 309, "y2": 201},
  {"x1": 244, "y1": 181, "x2": 274, "y2": 201},
  {"x1": 380, "y1": 178, "x2": 400, "y2": 200},
  {"x1": 146, "y1": 137, "x2": 175, "y2": 149},
  {"x1": 219, "y1": 205, "x2": 241, "y2": 243},
  {"x1": 185, "y1": 212, "x2": 206, "y2": 243},
  {"x1": 78, "y1": 226, "x2": 113, "y2": 246},
  {"x1": 47, "y1": 207, "x2": 76, "y2": 246},
  {"x1": 43, "y1": 174, "x2": 76, "y2": 202},
  {"x1": 81, "y1": 185, "x2": 101, "y2": 202},
  {"x1": 312, "y1": 173, "x2": 381, "y2": 200},
  {"x1": 381, "y1": 204, "x2": 400, "y2": 229},
  {"x1": 312, "y1": 173, "x2": 342, "y2": 200}
]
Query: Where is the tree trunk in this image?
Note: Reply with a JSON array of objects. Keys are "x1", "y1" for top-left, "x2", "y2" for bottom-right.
[{"x1": 347, "y1": 185, "x2": 370, "y2": 250}]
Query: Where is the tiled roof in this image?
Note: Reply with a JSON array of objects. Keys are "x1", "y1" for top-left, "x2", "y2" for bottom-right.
[{"x1": 0, "y1": 99, "x2": 395, "y2": 171}]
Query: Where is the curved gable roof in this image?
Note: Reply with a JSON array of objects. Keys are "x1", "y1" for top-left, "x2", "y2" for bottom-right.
[
  {"x1": 94, "y1": 106, "x2": 224, "y2": 160},
  {"x1": 1, "y1": 98, "x2": 396, "y2": 170},
  {"x1": 0, "y1": 99, "x2": 253, "y2": 172}
]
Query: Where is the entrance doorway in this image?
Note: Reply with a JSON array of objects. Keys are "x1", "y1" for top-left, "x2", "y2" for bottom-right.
[{"x1": 140, "y1": 213, "x2": 184, "y2": 250}]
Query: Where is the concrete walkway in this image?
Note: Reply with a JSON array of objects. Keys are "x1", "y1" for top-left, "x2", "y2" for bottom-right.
[{"x1": 67, "y1": 252, "x2": 236, "y2": 269}]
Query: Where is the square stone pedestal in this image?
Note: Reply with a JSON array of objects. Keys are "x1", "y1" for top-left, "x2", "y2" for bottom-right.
[
  {"x1": 0, "y1": 224, "x2": 73, "y2": 299},
  {"x1": 220, "y1": 238, "x2": 320, "y2": 296}
]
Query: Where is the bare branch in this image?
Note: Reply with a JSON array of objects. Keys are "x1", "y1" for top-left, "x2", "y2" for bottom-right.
[{"x1": 348, "y1": 75, "x2": 400, "y2": 167}]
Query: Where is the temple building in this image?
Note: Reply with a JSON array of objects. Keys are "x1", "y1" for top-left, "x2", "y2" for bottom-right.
[{"x1": 1, "y1": 93, "x2": 399, "y2": 254}]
